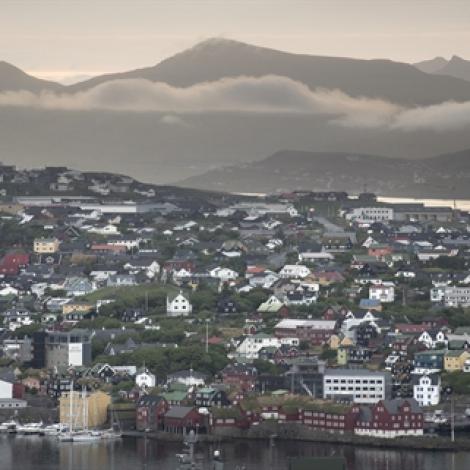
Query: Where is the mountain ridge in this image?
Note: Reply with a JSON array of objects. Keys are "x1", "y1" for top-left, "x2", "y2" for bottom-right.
[{"x1": 178, "y1": 149, "x2": 470, "y2": 198}]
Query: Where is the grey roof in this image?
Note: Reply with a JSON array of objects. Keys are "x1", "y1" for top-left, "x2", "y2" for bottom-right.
[{"x1": 164, "y1": 406, "x2": 195, "y2": 419}]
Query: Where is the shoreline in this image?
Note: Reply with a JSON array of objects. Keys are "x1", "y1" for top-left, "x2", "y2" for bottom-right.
[{"x1": 122, "y1": 423, "x2": 470, "y2": 452}]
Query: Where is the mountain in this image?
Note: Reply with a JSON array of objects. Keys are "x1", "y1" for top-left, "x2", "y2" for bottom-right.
[
  {"x1": 433, "y1": 55, "x2": 470, "y2": 82},
  {"x1": 413, "y1": 57, "x2": 449, "y2": 74},
  {"x1": 178, "y1": 149, "x2": 470, "y2": 198},
  {"x1": 414, "y1": 56, "x2": 470, "y2": 82},
  {"x1": 67, "y1": 38, "x2": 470, "y2": 106},
  {"x1": 0, "y1": 61, "x2": 63, "y2": 93}
]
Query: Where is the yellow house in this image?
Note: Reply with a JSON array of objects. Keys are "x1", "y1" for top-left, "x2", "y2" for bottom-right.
[
  {"x1": 327, "y1": 334, "x2": 341, "y2": 350},
  {"x1": 60, "y1": 390, "x2": 111, "y2": 429},
  {"x1": 62, "y1": 301, "x2": 94, "y2": 316},
  {"x1": 444, "y1": 350, "x2": 470, "y2": 371},
  {"x1": 34, "y1": 237, "x2": 60, "y2": 254}
]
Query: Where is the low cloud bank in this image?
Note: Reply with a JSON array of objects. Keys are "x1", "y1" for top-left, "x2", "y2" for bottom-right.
[{"x1": 0, "y1": 75, "x2": 468, "y2": 131}]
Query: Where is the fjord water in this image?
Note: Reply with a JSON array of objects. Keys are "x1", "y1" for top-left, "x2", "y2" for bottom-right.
[{"x1": 1, "y1": 435, "x2": 469, "y2": 470}]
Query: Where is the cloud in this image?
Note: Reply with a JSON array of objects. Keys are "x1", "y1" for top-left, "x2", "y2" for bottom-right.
[
  {"x1": 390, "y1": 101, "x2": 470, "y2": 132},
  {"x1": 0, "y1": 75, "x2": 468, "y2": 132}
]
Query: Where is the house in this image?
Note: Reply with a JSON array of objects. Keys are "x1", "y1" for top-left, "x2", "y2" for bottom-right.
[
  {"x1": 221, "y1": 363, "x2": 257, "y2": 392},
  {"x1": 369, "y1": 284, "x2": 395, "y2": 303},
  {"x1": 323, "y1": 369, "x2": 392, "y2": 404},
  {"x1": 274, "y1": 318, "x2": 336, "y2": 346},
  {"x1": 166, "y1": 291, "x2": 192, "y2": 317},
  {"x1": 135, "y1": 367, "x2": 156, "y2": 389},
  {"x1": 235, "y1": 333, "x2": 299, "y2": 360},
  {"x1": 412, "y1": 373, "x2": 441, "y2": 407},
  {"x1": 413, "y1": 350, "x2": 445, "y2": 373},
  {"x1": 354, "y1": 399, "x2": 423, "y2": 438},
  {"x1": 257, "y1": 295, "x2": 289, "y2": 316},
  {"x1": 62, "y1": 277, "x2": 96, "y2": 297},
  {"x1": 444, "y1": 350, "x2": 470, "y2": 371},
  {"x1": 337, "y1": 345, "x2": 372, "y2": 366},
  {"x1": 136, "y1": 395, "x2": 168, "y2": 431},
  {"x1": 278, "y1": 265, "x2": 311, "y2": 279},
  {"x1": 33, "y1": 237, "x2": 60, "y2": 254},
  {"x1": 107, "y1": 274, "x2": 137, "y2": 287},
  {"x1": 0, "y1": 252, "x2": 29, "y2": 276},
  {"x1": 368, "y1": 243, "x2": 393, "y2": 258},
  {"x1": 167, "y1": 370, "x2": 207, "y2": 387},
  {"x1": 209, "y1": 267, "x2": 238, "y2": 281},
  {"x1": 163, "y1": 406, "x2": 204, "y2": 434},
  {"x1": 194, "y1": 388, "x2": 231, "y2": 408},
  {"x1": 216, "y1": 297, "x2": 238, "y2": 315}
]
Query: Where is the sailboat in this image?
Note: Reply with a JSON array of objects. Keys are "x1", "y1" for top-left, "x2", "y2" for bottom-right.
[
  {"x1": 100, "y1": 408, "x2": 122, "y2": 440},
  {"x1": 58, "y1": 381, "x2": 75, "y2": 442},
  {"x1": 71, "y1": 386, "x2": 102, "y2": 442}
]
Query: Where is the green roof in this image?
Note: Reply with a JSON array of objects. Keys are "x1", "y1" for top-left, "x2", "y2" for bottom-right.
[{"x1": 162, "y1": 391, "x2": 187, "y2": 402}]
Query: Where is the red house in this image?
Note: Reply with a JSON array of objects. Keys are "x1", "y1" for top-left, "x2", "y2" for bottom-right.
[
  {"x1": 354, "y1": 399, "x2": 423, "y2": 438},
  {"x1": 300, "y1": 405, "x2": 358, "y2": 434},
  {"x1": 222, "y1": 363, "x2": 257, "y2": 392},
  {"x1": 163, "y1": 406, "x2": 204, "y2": 434},
  {"x1": 0, "y1": 252, "x2": 29, "y2": 276},
  {"x1": 136, "y1": 395, "x2": 168, "y2": 431},
  {"x1": 368, "y1": 244, "x2": 393, "y2": 258}
]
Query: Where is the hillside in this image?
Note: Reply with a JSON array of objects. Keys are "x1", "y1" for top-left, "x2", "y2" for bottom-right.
[
  {"x1": 178, "y1": 149, "x2": 470, "y2": 198},
  {"x1": 0, "y1": 61, "x2": 63, "y2": 93}
]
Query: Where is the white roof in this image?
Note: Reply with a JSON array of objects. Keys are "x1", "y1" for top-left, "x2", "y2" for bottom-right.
[{"x1": 275, "y1": 318, "x2": 336, "y2": 330}]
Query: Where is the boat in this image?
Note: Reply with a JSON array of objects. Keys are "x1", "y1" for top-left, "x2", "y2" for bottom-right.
[
  {"x1": 0, "y1": 419, "x2": 18, "y2": 434},
  {"x1": 100, "y1": 429, "x2": 122, "y2": 440},
  {"x1": 16, "y1": 421, "x2": 43, "y2": 435},
  {"x1": 58, "y1": 383, "x2": 103, "y2": 443},
  {"x1": 42, "y1": 423, "x2": 69, "y2": 436},
  {"x1": 72, "y1": 430, "x2": 102, "y2": 442}
]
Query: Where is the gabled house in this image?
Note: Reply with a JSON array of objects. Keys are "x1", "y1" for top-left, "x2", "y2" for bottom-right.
[
  {"x1": 412, "y1": 373, "x2": 440, "y2": 407},
  {"x1": 136, "y1": 395, "x2": 168, "y2": 431},
  {"x1": 194, "y1": 387, "x2": 231, "y2": 408},
  {"x1": 166, "y1": 291, "x2": 192, "y2": 317}
]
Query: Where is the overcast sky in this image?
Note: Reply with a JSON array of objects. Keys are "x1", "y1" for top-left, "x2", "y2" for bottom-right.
[{"x1": 2, "y1": 0, "x2": 470, "y2": 83}]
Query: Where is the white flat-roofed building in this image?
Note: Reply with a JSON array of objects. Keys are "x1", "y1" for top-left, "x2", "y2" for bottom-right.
[
  {"x1": 274, "y1": 318, "x2": 336, "y2": 346},
  {"x1": 443, "y1": 286, "x2": 470, "y2": 307},
  {"x1": 346, "y1": 207, "x2": 394, "y2": 223},
  {"x1": 323, "y1": 368, "x2": 391, "y2": 404}
]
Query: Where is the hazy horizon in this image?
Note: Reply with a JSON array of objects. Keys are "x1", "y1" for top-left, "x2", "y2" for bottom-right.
[{"x1": 3, "y1": 0, "x2": 470, "y2": 83}]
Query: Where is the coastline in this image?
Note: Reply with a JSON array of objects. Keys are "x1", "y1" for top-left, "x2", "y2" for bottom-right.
[{"x1": 122, "y1": 422, "x2": 470, "y2": 452}]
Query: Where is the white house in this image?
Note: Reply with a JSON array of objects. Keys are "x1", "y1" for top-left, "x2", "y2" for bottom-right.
[
  {"x1": 430, "y1": 286, "x2": 446, "y2": 303},
  {"x1": 235, "y1": 333, "x2": 299, "y2": 360},
  {"x1": 166, "y1": 291, "x2": 192, "y2": 317},
  {"x1": 0, "y1": 379, "x2": 13, "y2": 399},
  {"x1": 209, "y1": 267, "x2": 239, "y2": 281},
  {"x1": 369, "y1": 283, "x2": 395, "y2": 303},
  {"x1": 298, "y1": 251, "x2": 334, "y2": 263},
  {"x1": 278, "y1": 264, "x2": 311, "y2": 279},
  {"x1": 86, "y1": 224, "x2": 121, "y2": 236},
  {"x1": 416, "y1": 330, "x2": 447, "y2": 349},
  {"x1": 135, "y1": 368, "x2": 156, "y2": 389},
  {"x1": 412, "y1": 373, "x2": 441, "y2": 407}
]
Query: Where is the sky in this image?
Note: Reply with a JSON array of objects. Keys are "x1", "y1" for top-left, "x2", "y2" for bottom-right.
[{"x1": 2, "y1": 0, "x2": 470, "y2": 83}]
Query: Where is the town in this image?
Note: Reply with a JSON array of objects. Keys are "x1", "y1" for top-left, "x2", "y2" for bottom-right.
[{"x1": 1, "y1": 164, "x2": 470, "y2": 446}]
